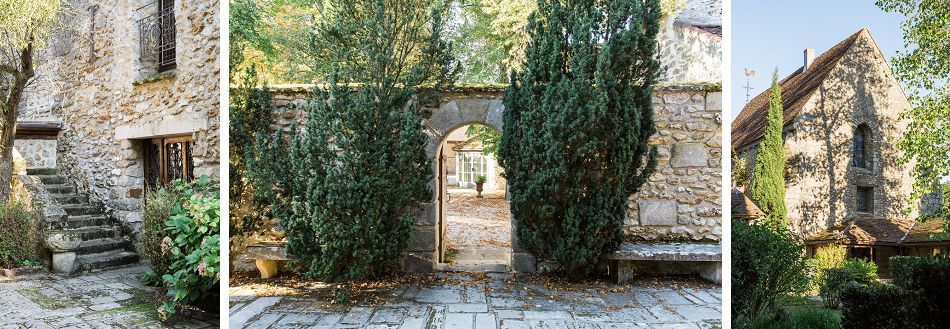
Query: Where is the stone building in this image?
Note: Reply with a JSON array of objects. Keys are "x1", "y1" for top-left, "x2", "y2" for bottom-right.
[
  {"x1": 13, "y1": 0, "x2": 220, "y2": 270},
  {"x1": 732, "y1": 28, "x2": 947, "y2": 275}
]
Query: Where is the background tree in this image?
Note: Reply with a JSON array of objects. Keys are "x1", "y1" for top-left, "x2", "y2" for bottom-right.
[
  {"x1": 876, "y1": 1, "x2": 950, "y2": 228},
  {"x1": 748, "y1": 70, "x2": 787, "y2": 230},
  {"x1": 732, "y1": 151, "x2": 751, "y2": 188},
  {"x1": 449, "y1": 0, "x2": 535, "y2": 83},
  {"x1": 0, "y1": 0, "x2": 62, "y2": 202},
  {"x1": 499, "y1": 0, "x2": 660, "y2": 279},
  {"x1": 272, "y1": 0, "x2": 459, "y2": 281}
]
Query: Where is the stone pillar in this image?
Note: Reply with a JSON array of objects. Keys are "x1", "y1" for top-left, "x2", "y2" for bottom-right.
[
  {"x1": 510, "y1": 216, "x2": 537, "y2": 272},
  {"x1": 46, "y1": 232, "x2": 82, "y2": 274}
]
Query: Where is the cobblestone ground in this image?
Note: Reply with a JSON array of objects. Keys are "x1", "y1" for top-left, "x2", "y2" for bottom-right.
[
  {"x1": 230, "y1": 272, "x2": 721, "y2": 328},
  {"x1": 0, "y1": 264, "x2": 217, "y2": 328}
]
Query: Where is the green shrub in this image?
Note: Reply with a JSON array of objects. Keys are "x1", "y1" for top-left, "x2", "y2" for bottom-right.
[
  {"x1": 141, "y1": 187, "x2": 180, "y2": 284},
  {"x1": 842, "y1": 258, "x2": 878, "y2": 283},
  {"x1": 157, "y1": 177, "x2": 220, "y2": 319},
  {"x1": 0, "y1": 199, "x2": 39, "y2": 268},
  {"x1": 840, "y1": 283, "x2": 912, "y2": 329},
  {"x1": 808, "y1": 245, "x2": 846, "y2": 293},
  {"x1": 499, "y1": 0, "x2": 661, "y2": 279},
  {"x1": 740, "y1": 307, "x2": 841, "y2": 329},
  {"x1": 732, "y1": 220, "x2": 809, "y2": 323},
  {"x1": 889, "y1": 255, "x2": 950, "y2": 328},
  {"x1": 819, "y1": 268, "x2": 854, "y2": 309}
]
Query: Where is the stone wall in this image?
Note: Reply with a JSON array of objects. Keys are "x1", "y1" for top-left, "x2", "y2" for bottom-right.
[
  {"x1": 658, "y1": 0, "x2": 721, "y2": 83},
  {"x1": 16, "y1": 0, "x2": 220, "y2": 234},
  {"x1": 13, "y1": 140, "x2": 58, "y2": 169},
  {"x1": 735, "y1": 31, "x2": 915, "y2": 239},
  {"x1": 239, "y1": 84, "x2": 722, "y2": 272}
]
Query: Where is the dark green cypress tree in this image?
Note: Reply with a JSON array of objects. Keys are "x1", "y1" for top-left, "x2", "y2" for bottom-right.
[
  {"x1": 499, "y1": 0, "x2": 660, "y2": 279},
  {"x1": 276, "y1": 0, "x2": 458, "y2": 281},
  {"x1": 749, "y1": 70, "x2": 788, "y2": 230}
]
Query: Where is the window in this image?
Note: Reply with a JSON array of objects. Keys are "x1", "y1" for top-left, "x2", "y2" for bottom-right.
[
  {"x1": 456, "y1": 152, "x2": 487, "y2": 187},
  {"x1": 852, "y1": 124, "x2": 869, "y2": 168},
  {"x1": 138, "y1": 0, "x2": 176, "y2": 74},
  {"x1": 856, "y1": 186, "x2": 873, "y2": 213},
  {"x1": 144, "y1": 136, "x2": 194, "y2": 188}
]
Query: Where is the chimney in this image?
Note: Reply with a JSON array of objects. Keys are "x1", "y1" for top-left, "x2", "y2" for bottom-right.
[{"x1": 804, "y1": 48, "x2": 815, "y2": 69}]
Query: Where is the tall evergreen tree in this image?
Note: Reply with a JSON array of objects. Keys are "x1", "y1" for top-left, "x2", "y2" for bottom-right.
[
  {"x1": 271, "y1": 0, "x2": 458, "y2": 281},
  {"x1": 749, "y1": 70, "x2": 788, "y2": 230},
  {"x1": 499, "y1": 0, "x2": 661, "y2": 279}
]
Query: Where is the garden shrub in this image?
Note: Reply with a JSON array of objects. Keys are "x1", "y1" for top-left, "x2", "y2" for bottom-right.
[
  {"x1": 819, "y1": 268, "x2": 854, "y2": 309},
  {"x1": 808, "y1": 245, "x2": 845, "y2": 293},
  {"x1": 841, "y1": 258, "x2": 878, "y2": 283},
  {"x1": 157, "y1": 177, "x2": 220, "y2": 319},
  {"x1": 499, "y1": 0, "x2": 661, "y2": 279},
  {"x1": 0, "y1": 198, "x2": 38, "y2": 268},
  {"x1": 840, "y1": 283, "x2": 912, "y2": 329},
  {"x1": 741, "y1": 307, "x2": 841, "y2": 329},
  {"x1": 732, "y1": 220, "x2": 809, "y2": 323},
  {"x1": 888, "y1": 255, "x2": 950, "y2": 328},
  {"x1": 141, "y1": 186, "x2": 180, "y2": 284}
]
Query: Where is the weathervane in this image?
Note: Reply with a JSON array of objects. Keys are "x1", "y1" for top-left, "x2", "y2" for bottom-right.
[{"x1": 744, "y1": 68, "x2": 756, "y2": 103}]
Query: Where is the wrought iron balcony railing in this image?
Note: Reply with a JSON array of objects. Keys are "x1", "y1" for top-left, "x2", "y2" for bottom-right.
[{"x1": 137, "y1": 0, "x2": 176, "y2": 75}]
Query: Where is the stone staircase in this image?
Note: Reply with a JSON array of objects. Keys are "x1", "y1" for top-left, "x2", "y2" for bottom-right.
[{"x1": 27, "y1": 168, "x2": 140, "y2": 272}]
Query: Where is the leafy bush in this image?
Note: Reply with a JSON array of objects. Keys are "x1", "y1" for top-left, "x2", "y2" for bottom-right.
[
  {"x1": 840, "y1": 283, "x2": 912, "y2": 329},
  {"x1": 141, "y1": 187, "x2": 180, "y2": 284},
  {"x1": 808, "y1": 245, "x2": 846, "y2": 293},
  {"x1": 157, "y1": 177, "x2": 220, "y2": 319},
  {"x1": 889, "y1": 255, "x2": 950, "y2": 328},
  {"x1": 732, "y1": 220, "x2": 809, "y2": 323},
  {"x1": 819, "y1": 268, "x2": 854, "y2": 309},
  {"x1": 842, "y1": 258, "x2": 878, "y2": 283},
  {"x1": 740, "y1": 307, "x2": 841, "y2": 329},
  {"x1": 0, "y1": 198, "x2": 39, "y2": 268},
  {"x1": 499, "y1": 0, "x2": 661, "y2": 279}
]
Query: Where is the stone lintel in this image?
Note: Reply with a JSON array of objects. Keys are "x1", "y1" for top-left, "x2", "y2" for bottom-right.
[{"x1": 115, "y1": 115, "x2": 208, "y2": 140}]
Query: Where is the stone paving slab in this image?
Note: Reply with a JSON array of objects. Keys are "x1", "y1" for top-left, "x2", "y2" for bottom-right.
[
  {"x1": 0, "y1": 264, "x2": 217, "y2": 328},
  {"x1": 229, "y1": 273, "x2": 722, "y2": 328}
]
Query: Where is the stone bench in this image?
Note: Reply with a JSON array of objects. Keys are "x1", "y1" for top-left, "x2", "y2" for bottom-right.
[
  {"x1": 246, "y1": 242, "x2": 288, "y2": 279},
  {"x1": 607, "y1": 243, "x2": 721, "y2": 284}
]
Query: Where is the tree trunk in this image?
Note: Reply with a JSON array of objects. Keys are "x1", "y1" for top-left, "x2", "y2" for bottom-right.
[{"x1": 0, "y1": 45, "x2": 35, "y2": 203}]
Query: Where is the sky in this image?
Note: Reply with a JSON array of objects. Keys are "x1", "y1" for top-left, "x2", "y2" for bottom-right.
[{"x1": 731, "y1": 0, "x2": 906, "y2": 118}]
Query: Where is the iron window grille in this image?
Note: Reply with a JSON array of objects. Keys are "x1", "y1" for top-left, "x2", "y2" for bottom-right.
[{"x1": 137, "y1": 0, "x2": 176, "y2": 75}]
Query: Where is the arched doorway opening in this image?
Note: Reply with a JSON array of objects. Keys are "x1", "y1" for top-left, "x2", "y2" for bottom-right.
[{"x1": 434, "y1": 123, "x2": 511, "y2": 271}]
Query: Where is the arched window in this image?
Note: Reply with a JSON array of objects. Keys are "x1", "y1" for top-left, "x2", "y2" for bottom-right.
[{"x1": 852, "y1": 124, "x2": 869, "y2": 168}]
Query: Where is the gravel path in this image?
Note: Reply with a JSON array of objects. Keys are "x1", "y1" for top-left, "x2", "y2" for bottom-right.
[{"x1": 446, "y1": 189, "x2": 512, "y2": 248}]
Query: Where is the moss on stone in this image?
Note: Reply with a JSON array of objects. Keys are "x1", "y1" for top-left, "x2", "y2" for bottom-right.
[{"x1": 16, "y1": 289, "x2": 87, "y2": 309}]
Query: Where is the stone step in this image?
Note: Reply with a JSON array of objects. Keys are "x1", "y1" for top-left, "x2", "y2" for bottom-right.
[
  {"x1": 76, "y1": 238, "x2": 133, "y2": 255},
  {"x1": 65, "y1": 226, "x2": 118, "y2": 241},
  {"x1": 435, "y1": 261, "x2": 510, "y2": 273},
  {"x1": 51, "y1": 193, "x2": 86, "y2": 204},
  {"x1": 45, "y1": 184, "x2": 76, "y2": 194},
  {"x1": 451, "y1": 248, "x2": 510, "y2": 261},
  {"x1": 65, "y1": 215, "x2": 110, "y2": 229},
  {"x1": 75, "y1": 251, "x2": 139, "y2": 272},
  {"x1": 26, "y1": 168, "x2": 59, "y2": 175},
  {"x1": 35, "y1": 175, "x2": 67, "y2": 185},
  {"x1": 62, "y1": 205, "x2": 101, "y2": 217}
]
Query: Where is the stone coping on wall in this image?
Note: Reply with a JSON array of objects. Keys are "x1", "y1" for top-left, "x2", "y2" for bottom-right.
[{"x1": 233, "y1": 81, "x2": 723, "y2": 95}]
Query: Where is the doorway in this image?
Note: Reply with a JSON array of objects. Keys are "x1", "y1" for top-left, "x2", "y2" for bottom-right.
[{"x1": 435, "y1": 124, "x2": 512, "y2": 271}]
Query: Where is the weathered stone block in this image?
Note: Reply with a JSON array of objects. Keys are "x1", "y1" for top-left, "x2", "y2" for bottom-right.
[
  {"x1": 408, "y1": 226, "x2": 436, "y2": 252},
  {"x1": 670, "y1": 142, "x2": 708, "y2": 168},
  {"x1": 255, "y1": 259, "x2": 279, "y2": 279},
  {"x1": 512, "y1": 252, "x2": 537, "y2": 273},
  {"x1": 403, "y1": 252, "x2": 435, "y2": 273},
  {"x1": 638, "y1": 200, "x2": 678, "y2": 226}
]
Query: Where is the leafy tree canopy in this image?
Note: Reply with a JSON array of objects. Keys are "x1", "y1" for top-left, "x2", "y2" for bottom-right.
[{"x1": 876, "y1": 0, "x2": 950, "y2": 224}]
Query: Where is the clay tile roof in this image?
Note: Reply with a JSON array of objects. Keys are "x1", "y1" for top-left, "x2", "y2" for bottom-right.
[
  {"x1": 731, "y1": 188, "x2": 764, "y2": 219},
  {"x1": 808, "y1": 213, "x2": 917, "y2": 246},
  {"x1": 903, "y1": 218, "x2": 950, "y2": 244},
  {"x1": 731, "y1": 29, "x2": 868, "y2": 150}
]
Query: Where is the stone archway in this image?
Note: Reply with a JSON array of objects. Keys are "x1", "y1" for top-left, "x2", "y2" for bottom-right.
[{"x1": 403, "y1": 91, "x2": 537, "y2": 273}]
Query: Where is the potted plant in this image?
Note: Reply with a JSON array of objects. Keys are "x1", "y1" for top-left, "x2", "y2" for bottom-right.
[{"x1": 474, "y1": 175, "x2": 487, "y2": 198}]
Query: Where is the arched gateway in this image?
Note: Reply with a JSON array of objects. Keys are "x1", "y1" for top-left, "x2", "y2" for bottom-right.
[{"x1": 402, "y1": 90, "x2": 537, "y2": 273}]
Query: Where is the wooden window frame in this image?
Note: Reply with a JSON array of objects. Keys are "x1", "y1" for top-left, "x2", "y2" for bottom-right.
[{"x1": 144, "y1": 135, "x2": 194, "y2": 188}]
